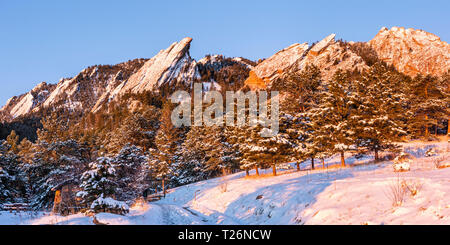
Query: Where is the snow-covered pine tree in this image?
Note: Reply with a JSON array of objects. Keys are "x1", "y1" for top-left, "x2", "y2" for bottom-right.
[
  {"x1": 77, "y1": 157, "x2": 127, "y2": 213},
  {"x1": 152, "y1": 102, "x2": 185, "y2": 187},
  {"x1": 274, "y1": 65, "x2": 325, "y2": 170},
  {"x1": 307, "y1": 70, "x2": 357, "y2": 166},
  {"x1": 26, "y1": 140, "x2": 89, "y2": 210},
  {"x1": 181, "y1": 124, "x2": 240, "y2": 179},
  {"x1": 105, "y1": 106, "x2": 160, "y2": 153},
  {"x1": 0, "y1": 140, "x2": 26, "y2": 204},
  {"x1": 352, "y1": 63, "x2": 406, "y2": 160},
  {"x1": 262, "y1": 113, "x2": 296, "y2": 176},
  {"x1": 274, "y1": 64, "x2": 322, "y2": 114},
  {"x1": 407, "y1": 74, "x2": 449, "y2": 137},
  {"x1": 112, "y1": 144, "x2": 148, "y2": 201}
]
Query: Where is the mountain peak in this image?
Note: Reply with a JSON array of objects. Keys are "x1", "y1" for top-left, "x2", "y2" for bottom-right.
[
  {"x1": 115, "y1": 37, "x2": 199, "y2": 95},
  {"x1": 369, "y1": 26, "x2": 449, "y2": 76}
]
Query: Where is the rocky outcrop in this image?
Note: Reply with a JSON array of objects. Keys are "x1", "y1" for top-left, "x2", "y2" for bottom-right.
[
  {"x1": 245, "y1": 34, "x2": 368, "y2": 89},
  {"x1": 2, "y1": 28, "x2": 448, "y2": 120},
  {"x1": 295, "y1": 34, "x2": 367, "y2": 81},
  {"x1": 0, "y1": 59, "x2": 146, "y2": 121},
  {"x1": 369, "y1": 27, "x2": 450, "y2": 77},
  {"x1": 114, "y1": 37, "x2": 199, "y2": 96},
  {"x1": 0, "y1": 82, "x2": 56, "y2": 120},
  {"x1": 245, "y1": 43, "x2": 309, "y2": 89}
]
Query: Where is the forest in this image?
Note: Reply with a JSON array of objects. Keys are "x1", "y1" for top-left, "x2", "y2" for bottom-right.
[{"x1": 0, "y1": 56, "x2": 448, "y2": 215}]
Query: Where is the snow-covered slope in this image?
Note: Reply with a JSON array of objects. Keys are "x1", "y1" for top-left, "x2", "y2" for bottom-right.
[
  {"x1": 369, "y1": 27, "x2": 450, "y2": 77},
  {"x1": 2, "y1": 140, "x2": 448, "y2": 225}
]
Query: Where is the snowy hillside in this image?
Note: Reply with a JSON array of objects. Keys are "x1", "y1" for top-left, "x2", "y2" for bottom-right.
[{"x1": 2, "y1": 140, "x2": 448, "y2": 225}]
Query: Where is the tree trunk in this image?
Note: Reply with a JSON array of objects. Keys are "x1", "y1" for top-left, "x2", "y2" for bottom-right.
[
  {"x1": 296, "y1": 162, "x2": 300, "y2": 171},
  {"x1": 448, "y1": 117, "x2": 450, "y2": 136},
  {"x1": 424, "y1": 84, "x2": 429, "y2": 137},
  {"x1": 245, "y1": 169, "x2": 249, "y2": 176},
  {"x1": 162, "y1": 179, "x2": 166, "y2": 198},
  {"x1": 255, "y1": 166, "x2": 259, "y2": 176},
  {"x1": 341, "y1": 152, "x2": 345, "y2": 167},
  {"x1": 435, "y1": 120, "x2": 438, "y2": 136},
  {"x1": 374, "y1": 149, "x2": 379, "y2": 161},
  {"x1": 311, "y1": 158, "x2": 315, "y2": 170},
  {"x1": 322, "y1": 158, "x2": 325, "y2": 168},
  {"x1": 272, "y1": 164, "x2": 277, "y2": 176}
]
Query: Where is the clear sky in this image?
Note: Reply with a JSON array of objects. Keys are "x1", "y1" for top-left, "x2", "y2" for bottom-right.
[{"x1": 1, "y1": 0, "x2": 449, "y2": 106}]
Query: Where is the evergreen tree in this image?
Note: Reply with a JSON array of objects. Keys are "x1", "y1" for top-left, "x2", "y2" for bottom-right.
[
  {"x1": 113, "y1": 144, "x2": 149, "y2": 201},
  {"x1": 0, "y1": 140, "x2": 26, "y2": 203},
  {"x1": 25, "y1": 140, "x2": 89, "y2": 209},
  {"x1": 6, "y1": 130, "x2": 19, "y2": 154},
  {"x1": 407, "y1": 74, "x2": 449, "y2": 137},
  {"x1": 152, "y1": 102, "x2": 185, "y2": 185},
  {"x1": 77, "y1": 157, "x2": 118, "y2": 208},
  {"x1": 275, "y1": 64, "x2": 323, "y2": 114},
  {"x1": 307, "y1": 70, "x2": 357, "y2": 166},
  {"x1": 352, "y1": 63, "x2": 406, "y2": 160}
]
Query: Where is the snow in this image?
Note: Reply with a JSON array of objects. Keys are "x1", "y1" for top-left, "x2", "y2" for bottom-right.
[
  {"x1": 90, "y1": 196, "x2": 129, "y2": 211},
  {"x1": 1, "y1": 140, "x2": 449, "y2": 225}
]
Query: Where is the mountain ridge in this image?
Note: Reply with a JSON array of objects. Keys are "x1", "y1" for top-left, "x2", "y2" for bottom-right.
[{"x1": 1, "y1": 26, "x2": 448, "y2": 122}]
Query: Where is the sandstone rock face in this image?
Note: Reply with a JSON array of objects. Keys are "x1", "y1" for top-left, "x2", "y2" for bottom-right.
[
  {"x1": 115, "y1": 37, "x2": 200, "y2": 95},
  {"x1": 369, "y1": 27, "x2": 450, "y2": 77},
  {"x1": 245, "y1": 34, "x2": 368, "y2": 89},
  {"x1": 1, "y1": 37, "x2": 254, "y2": 120},
  {"x1": 245, "y1": 43, "x2": 309, "y2": 90},
  {"x1": 0, "y1": 59, "x2": 146, "y2": 121},
  {"x1": 296, "y1": 34, "x2": 367, "y2": 81},
  {"x1": 0, "y1": 82, "x2": 56, "y2": 120},
  {"x1": 2, "y1": 28, "x2": 448, "y2": 121}
]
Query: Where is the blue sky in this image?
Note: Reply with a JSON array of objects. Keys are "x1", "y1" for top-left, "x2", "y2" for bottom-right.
[{"x1": 0, "y1": 0, "x2": 449, "y2": 106}]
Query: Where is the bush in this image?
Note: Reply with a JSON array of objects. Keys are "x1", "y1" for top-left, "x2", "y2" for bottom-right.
[{"x1": 90, "y1": 194, "x2": 129, "y2": 215}]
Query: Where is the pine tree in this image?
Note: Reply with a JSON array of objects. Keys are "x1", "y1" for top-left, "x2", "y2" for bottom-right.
[
  {"x1": 352, "y1": 63, "x2": 406, "y2": 160},
  {"x1": 113, "y1": 144, "x2": 148, "y2": 200},
  {"x1": 6, "y1": 130, "x2": 19, "y2": 154},
  {"x1": 77, "y1": 157, "x2": 118, "y2": 208},
  {"x1": 180, "y1": 125, "x2": 240, "y2": 182},
  {"x1": 26, "y1": 140, "x2": 89, "y2": 209},
  {"x1": 407, "y1": 74, "x2": 448, "y2": 137},
  {"x1": 18, "y1": 138, "x2": 33, "y2": 162},
  {"x1": 152, "y1": 102, "x2": 185, "y2": 185},
  {"x1": 276, "y1": 64, "x2": 323, "y2": 114},
  {"x1": 307, "y1": 70, "x2": 357, "y2": 166},
  {"x1": 0, "y1": 140, "x2": 26, "y2": 203}
]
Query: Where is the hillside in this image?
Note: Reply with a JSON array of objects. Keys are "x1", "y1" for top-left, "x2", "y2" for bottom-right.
[{"x1": 2, "y1": 140, "x2": 448, "y2": 225}]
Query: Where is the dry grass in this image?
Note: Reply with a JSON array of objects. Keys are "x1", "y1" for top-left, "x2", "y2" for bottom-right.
[
  {"x1": 403, "y1": 179, "x2": 423, "y2": 197},
  {"x1": 384, "y1": 175, "x2": 407, "y2": 207}
]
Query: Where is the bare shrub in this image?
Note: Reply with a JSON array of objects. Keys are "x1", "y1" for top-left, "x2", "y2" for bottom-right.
[
  {"x1": 219, "y1": 181, "x2": 228, "y2": 193},
  {"x1": 384, "y1": 175, "x2": 407, "y2": 207},
  {"x1": 403, "y1": 179, "x2": 423, "y2": 197},
  {"x1": 433, "y1": 155, "x2": 450, "y2": 169}
]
